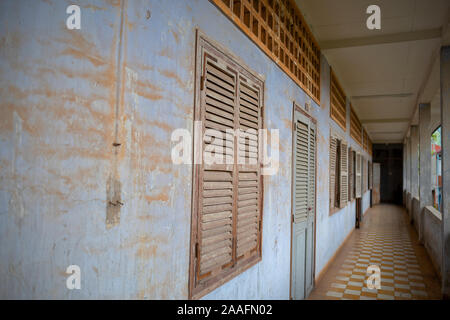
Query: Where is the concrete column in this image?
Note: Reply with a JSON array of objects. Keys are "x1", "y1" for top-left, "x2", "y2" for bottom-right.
[
  {"x1": 441, "y1": 45, "x2": 450, "y2": 299},
  {"x1": 419, "y1": 103, "x2": 431, "y2": 243}
]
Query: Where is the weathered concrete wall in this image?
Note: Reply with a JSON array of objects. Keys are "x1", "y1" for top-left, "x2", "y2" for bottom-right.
[
  {"x1": 406, "y1": 192, "x2": 411, "y2": 214},
  {"x1": 0, "y1": 0, "x2": 371, "y2": 299},
  {"x1": 362, "y1": 191, "x2": 371, "y2": 216},
  {"x1": 1, "y1": 0, "x2": 194, "y2": 299},
  {"x1": 423, "y1": 206, "x2": 442, "y2": 279},
  {"x1": 412, "y1": 197, "x2": 420, "y2": 232}
]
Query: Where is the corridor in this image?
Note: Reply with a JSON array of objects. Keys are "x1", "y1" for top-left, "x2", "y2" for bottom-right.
[
  {"x1": 309, "y1": 204, "x2": 441, "y2": 300},
  {"x1": 1, "y1": 0, "x2": 450, "y2": 300}
]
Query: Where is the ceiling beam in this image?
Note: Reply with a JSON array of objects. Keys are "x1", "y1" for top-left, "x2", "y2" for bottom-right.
[
  {"x1": 321, "y1": 28, "x2": 441, "y2": 50},
  {"x1": 369, "y1": 131, "x2": 404, "y2": 134},
  {"x1": 361, "y1": 118, "x2": 410, "y2": 124},
  {"x1": 351, "y1": 93, "x2": 414, "y2": 99}
]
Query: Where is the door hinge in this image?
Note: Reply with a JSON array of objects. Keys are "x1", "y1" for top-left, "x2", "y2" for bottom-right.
[
  {"x1": 195, "y1": 242, "x2": 199, "y2": 258},
  {"x1": 259, "y1": 220, "x2": 262, "y2": 231},
  {"x1": 292, "y1": 215, "x2": 294, "y2": 223}
]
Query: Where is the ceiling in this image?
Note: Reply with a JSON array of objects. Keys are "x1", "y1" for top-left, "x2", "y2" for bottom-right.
[{"x1": 295, "y1": 0, "x2": 450, "y2": 143}]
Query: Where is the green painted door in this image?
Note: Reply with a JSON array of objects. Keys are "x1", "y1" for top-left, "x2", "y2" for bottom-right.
[{"x1": 291, "y1": 110, "x2": 316, "y2": 300}]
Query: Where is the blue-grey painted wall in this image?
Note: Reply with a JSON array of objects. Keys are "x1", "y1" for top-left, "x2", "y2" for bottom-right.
[{"x1": 0, "y1": 0, "x2": 372, "y2": 299}]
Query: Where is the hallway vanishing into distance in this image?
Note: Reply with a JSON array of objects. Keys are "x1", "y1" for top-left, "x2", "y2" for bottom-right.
[
  {"x1": 309, "y1": 204, "x2": 441, "y2": 300},
  {"x1": 1, "y1": 0, "x2": 450, "y2": 301}
]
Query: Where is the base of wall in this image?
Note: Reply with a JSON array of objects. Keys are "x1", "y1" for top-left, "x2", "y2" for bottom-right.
[{"x1": 314, "y1": 226, "x2": 355, "y2": 284}]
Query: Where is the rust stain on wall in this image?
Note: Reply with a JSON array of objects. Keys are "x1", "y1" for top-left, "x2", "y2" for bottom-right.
[
  {"x1": 159, "y1": 69, "x2": 186, "y2": 89},
  {"x1": 158, "y1": 47, "x2": 173, "y2": 59},
  {"x1": 134, "y1": 78, "x2": 164, "y2": 101},
  {"x1": 282, "y1": 118, "x2": 292, "y2": 130},
  {"x1": 61, "y1": 47, "x2": 107, "y2": 67},
  {"x1": 145, "y1": 186, "x2": 170, "y2": 203},
  {"x1": 171, "y1": 30, "x2": 180, "y2": 44}
]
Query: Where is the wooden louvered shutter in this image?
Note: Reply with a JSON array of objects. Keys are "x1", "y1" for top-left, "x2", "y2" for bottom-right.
[
  {"x1": 329, "y1": 136, "x2": 337, "y2": 209},
  {"x1": 295, "y1": 120, "x2": 309, "y2": 222},
  {"x1": 308, "y1": 123, "x2": 316, "y2": 219},
  {"x1": 236, "y1": 76, "x2": 262, "y2": 260},
  {"x1": 369, "y1": 161, "x2": 373, "y2": 189},
  {"x1": 348, "y1": 148, "x2": 354, "y2": 200},
  {"x1": 340, "y1": 142, "x2": 348, "y2": 208},
  {"x1": 191, "y1": 35, "x2": 264, "y2": 299},
  {"x1": 355, "y1": 153, "x2": 362, "y2": 198},
  {"x1": 198, "y1": 57, "x2": 236, "y2": 278}
]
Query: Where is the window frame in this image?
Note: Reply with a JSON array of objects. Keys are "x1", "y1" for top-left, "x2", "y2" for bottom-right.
[{"x1": 189, "y1": 30, "x2": 265, "y2": 300}]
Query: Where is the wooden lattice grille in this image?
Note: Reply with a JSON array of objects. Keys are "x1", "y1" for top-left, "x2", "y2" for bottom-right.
[
  {"x1": 350, "y1": 105, "x2": 362, "y2": 146},
  {"x1": 330, "y1": 69, "x2": 346, "y2": 130},
  {"x1": 212, "y1": 0, "x2": 321, "y2": 104}
]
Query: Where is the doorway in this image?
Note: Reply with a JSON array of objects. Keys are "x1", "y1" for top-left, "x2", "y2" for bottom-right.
[{"x1": 290, "y1": 105, "x2": 316, "y2": 300}]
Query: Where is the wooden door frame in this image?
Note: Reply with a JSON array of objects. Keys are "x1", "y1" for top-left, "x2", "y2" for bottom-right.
[{"x1": 289, "y1": 102, "x2": 317, "y2": 300}]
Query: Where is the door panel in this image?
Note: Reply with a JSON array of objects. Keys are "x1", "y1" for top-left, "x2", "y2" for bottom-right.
[{"x1": 292, "y1": 224, "x2": 306, "y2": 300}]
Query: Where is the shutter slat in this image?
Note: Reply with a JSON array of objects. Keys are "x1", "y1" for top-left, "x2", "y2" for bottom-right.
[
  {"x1": 239, "y1": 104, "x2": 259, "y2": 117},
  {"x1": 239, "y1": 85, "x2": 259, "y2": 102},
  {"x1": 203, "y1": 196, "x2": 233, "y2": 206},
  {"x1": 205, "y1": 104, "x2": 234, "y2": 121},
  {"x1": 202, "y1": 217, "x2": 232, "y2": 231},
  {"x1": 202, "y1": 224, "x2": 233, "y2": 238},
  {"x1": 201, "y1": 238, "x2": 231, "y2": 255},
  {"x1": 202, "y1": 210, "x2": 233, "y2": 223},
  {"x1": 206, "y1": 62, "x2": 235, "y2": 84},
  {"x1": 205, "y1": 96, "x2": 235, "y2": 114},
  {"x1": 239, "y1": 96, "x2": 259, "y2": 112},
  {"x1": 206, "y1": 79, "x2": 235, "y2": 99},
  {"x1": 237, "y1": 240, "x2": 257, "y2": 257},
  {"x1": 205, "y1": 88, "x2": 235, "y2": 108},
  {"x1": 204, "y1": 170, "x2": 232, "y2": 181},
  {"x1": 203, "y1": 203, "x2": 233, "y2": 214}
]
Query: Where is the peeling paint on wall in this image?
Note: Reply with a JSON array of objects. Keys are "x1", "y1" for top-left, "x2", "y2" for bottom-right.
[{"x1": 0, "y1": 0, "x2": 372, "y2": 299}]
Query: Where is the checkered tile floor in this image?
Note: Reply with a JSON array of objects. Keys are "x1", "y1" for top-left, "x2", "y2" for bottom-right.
[
  {"x1": 325, "y1": 231, "x2": 428, "y2": 300},
  {"x1": 309, "y1": 204, "x2": 441, "y2": 300}
]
